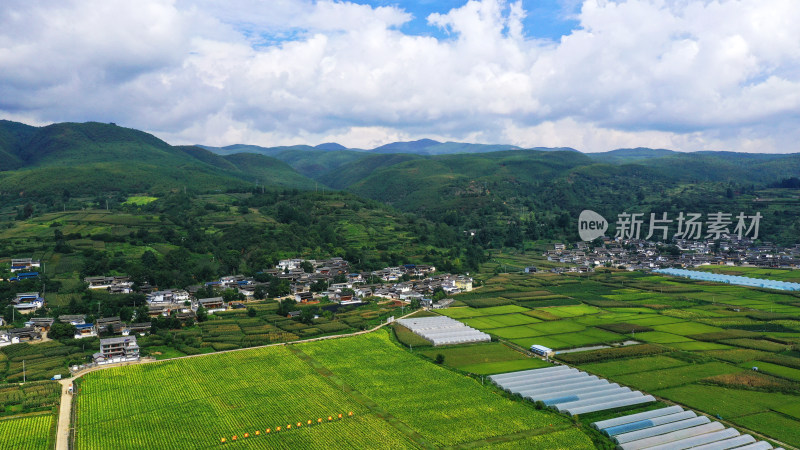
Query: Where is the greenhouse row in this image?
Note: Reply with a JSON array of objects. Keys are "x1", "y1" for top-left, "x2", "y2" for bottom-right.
[
  {"x1": 593, "y1": 405, "x2": 782, "y2": 450},
  {"x1": 395, "y1": 316, "x2": 490, "y2": 346},
  {"x1": 489, "y1": 366, "x2": 654, "y2": 415},
  {"x1": 654, "y1": 268, "x2": 800, "y2": 291}
]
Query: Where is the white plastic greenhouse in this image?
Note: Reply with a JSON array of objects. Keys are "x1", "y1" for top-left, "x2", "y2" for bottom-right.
[
  {"x1": 490, "y1": 367, "x2": 654, "y2": 415},
  {"x1": 395, "y1": 316, "x2": 490, "y2": 346},
  {"x1": 593, "y1": 405, "x2": 780, "y2": 450},
  {"x1": 654, "y1": 268, "x2": 800, "y2": 291}
]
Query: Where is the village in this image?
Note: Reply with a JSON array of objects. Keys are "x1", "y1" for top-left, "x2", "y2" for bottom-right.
[
  {"x1": 0, "y1": 257, "x2": 473, "y2": 367},
  {"x1": 540, "y1": 237, "x2": 800, "y2": 273},
  {"x1": 2, "y1": 236, "x2": 799, "y2": 369}
]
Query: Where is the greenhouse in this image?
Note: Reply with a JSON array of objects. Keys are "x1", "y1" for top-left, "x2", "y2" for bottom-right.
[
  {"x1": 593, "y1": 406, "x2": 781, "y2": 450},
  {"x1": 490, "y1": 367, "x2": 654, "y2": 415},
  {"x1": 395, "y1": 316, "x2": 490, "y2": 346},
  {"x1": 654, "y1": 268, "x2": 800, "y2": 291}
]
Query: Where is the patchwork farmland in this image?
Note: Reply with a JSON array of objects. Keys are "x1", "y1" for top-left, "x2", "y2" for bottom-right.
[
  {"x1": 39, "y1": 264, "x2": 800, "y2": 449},
  {"x1": 432, "y1": 267, "x2": 800, "y2": 447}
]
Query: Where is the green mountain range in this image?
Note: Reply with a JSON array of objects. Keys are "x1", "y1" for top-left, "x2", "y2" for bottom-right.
[
  {"x1": 0, "y1": 120, "x2": 314, "y2": 196},
  {"x1": 1, "y1": 119, "x2": 799, "y2": 245}
]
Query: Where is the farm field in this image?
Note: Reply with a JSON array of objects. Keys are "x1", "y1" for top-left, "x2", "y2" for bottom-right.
[
  {"x1": 440, "y1": 263, "x2": 800, "y2": 447},
  {"x1": 73, "y1": 330, "x2": 588, "y2": 449},
  {"x1": 75, "y1": 345, "x2": 392, "y2": 449},
  {"x1": 299, "y1": 331, "x2": 577, "y2": 447},
  {"x1": 418, "y1": 341, "x2": 550, "y2": 375},
  {"x1": 0, "y1": 413, "x2": 55, "y2": 450}
]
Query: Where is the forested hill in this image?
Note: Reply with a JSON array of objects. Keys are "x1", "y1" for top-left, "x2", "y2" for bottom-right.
[
  {"x1": 1, "y1": 119, "x2": 799, "y2": 246},
  {"x1": 0, "y1": 120, "x2": 314, "y2": 196}
]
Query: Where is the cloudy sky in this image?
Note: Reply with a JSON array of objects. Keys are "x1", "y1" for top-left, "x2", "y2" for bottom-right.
[{"x1": 2, "y1": 0, "x2": 800, "y2": 152}]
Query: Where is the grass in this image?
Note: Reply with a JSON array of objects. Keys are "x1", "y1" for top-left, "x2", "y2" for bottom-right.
[{"x1": 147, "y1": 346, "x2": 188, "y2": 360}]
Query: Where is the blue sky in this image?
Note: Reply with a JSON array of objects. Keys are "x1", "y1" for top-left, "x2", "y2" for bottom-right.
[
  {"x1": 348, "y1": 0, "x2": 580, "y2": 40},
  {"x1": 2, "y1": 0, "x2": 800, "y2": 153}
]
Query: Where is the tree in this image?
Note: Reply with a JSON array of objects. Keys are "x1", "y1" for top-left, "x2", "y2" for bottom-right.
[
  {"x1": 196, "y1": 306, "x2": 208, "y2": 322},
  {"x1": 410, "y1": 298, "x2": 421, "y2": 309},
  {"x1": 247, "y1": 307, "x2": 257, "y2": 317},
  {"x1": 299, "y1": 308, "x2": 316, "y2": 324},
  {"x1": 253, "y1": 285, "x2": 267, "y2": 300},
  {"x1": 141, "y1": 250, "x2": 158, "y2": 267},
  {"x1": 268, "y1": 279, "x2": 291, "y2": 298},
  {"x1": 277, "y1": 298, "x2": 297, "y2": 317},
  {"x1": 222, "y1": 288, "x2": 242, "y2": 303},
  {"x1": 434, "y1": 353, "x2": 445, "y2": 364},
  {"x1": 48, "y1": 323, "x2": 77, "y2": 340},
  {"x1": 134, "y1": 305, "x2": 149, "y2": 322},
  {"x1": 119, "y1": 307, "x2": 133, "y2": 322},
  {"x1": 311, "y1": 279, "x2": 328, "y2": 292},
  {"x1": 300, "y1": 261, "x2": 314, "y2": 273}
]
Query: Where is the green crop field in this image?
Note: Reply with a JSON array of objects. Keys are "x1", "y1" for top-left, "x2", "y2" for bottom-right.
[
  {"x1": 299, "y1": 332, "x2": 573, "y2": 447},
  {"x1": 418, "y1": 342, "x2": 551, "y2": 375},
  {"x1": 742, "y1": 361, "x2": 800, "y2": 381},
  {"x1": 666, "y1": 341, "x2": 732, "y2": 351},
  {"x1": 73, "y1": 331, "x2": 585, "y2": 449},
  {"x1": 446, "y1": 263, "x2": 800, "y2": 446},
  {"x1": 612, "y1": 362, "x2": 742, "y2": 391},
  {"x1": 75, "y1": 345, "x2": 398, "y2": 449},
  {"x1": 581, "y1": 355, "x2": 689, "y2": 378},
  {"x1": 654, "y1": 384, "x2": 800, "y2": 421},
  {"x1": 732, "y1": 412, "x2": 800, "y2": 447},
  {"x1": 0, "y1": 413, "x2": 55, "y2": 450}
]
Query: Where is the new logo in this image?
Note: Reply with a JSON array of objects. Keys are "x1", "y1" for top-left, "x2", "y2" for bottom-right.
[{"x1": 578, "y1": 210, "x2": 608, "y2": 241}]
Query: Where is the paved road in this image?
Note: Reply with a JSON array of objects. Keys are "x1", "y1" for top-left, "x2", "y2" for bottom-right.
[{"x1": 54, "y1": 311, "x2": 415, "y2": 450}]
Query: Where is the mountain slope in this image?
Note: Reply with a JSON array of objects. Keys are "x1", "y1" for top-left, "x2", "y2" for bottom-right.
[{"x1": 0, "y1": 121, "x2": 314, "y2": 196}]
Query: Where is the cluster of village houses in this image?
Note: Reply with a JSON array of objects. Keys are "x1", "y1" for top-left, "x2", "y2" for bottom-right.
[
  {"x1": 1, "y1": 257, "x2": 472, "y2": 364},
  {"x1": 541, "y1": 238, "x2": 800, "y2": 273}
]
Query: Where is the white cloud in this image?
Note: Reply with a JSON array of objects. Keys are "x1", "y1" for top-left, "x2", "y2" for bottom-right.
[{"x1": 1, "y1": 0, "x2": 800, "y2": 153}]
